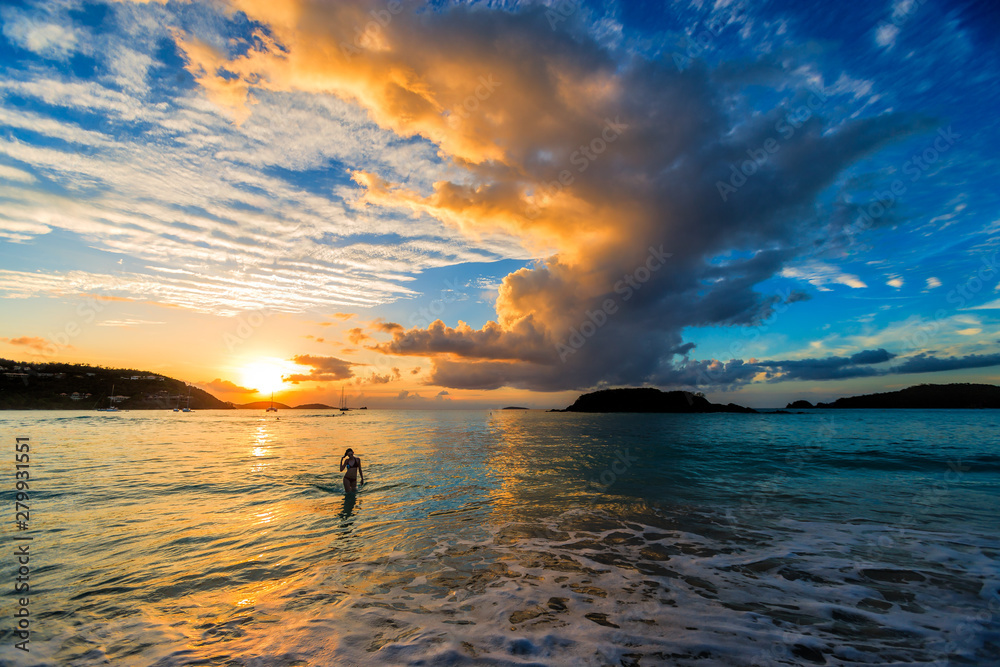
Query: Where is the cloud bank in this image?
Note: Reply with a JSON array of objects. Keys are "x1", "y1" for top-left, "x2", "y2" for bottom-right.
[
  {"x1": 176, "y1": 0, "x2": 941, "y2": 390},
  {"x1": 667, "y1": 349, "x2": 1000, "y2": 390}
]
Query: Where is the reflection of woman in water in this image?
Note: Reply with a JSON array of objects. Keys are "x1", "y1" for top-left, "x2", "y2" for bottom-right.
[
  {"x1": 339, "y1": 492, "x2": 357, "y2": 520},
  {"x1": 340, "y1": 448, "x2": 363, "y2": 493}
]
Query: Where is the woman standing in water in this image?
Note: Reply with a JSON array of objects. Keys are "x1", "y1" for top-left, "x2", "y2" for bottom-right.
[{"x1": 340, "y1": 448, "x2": 363, "y2": 493}]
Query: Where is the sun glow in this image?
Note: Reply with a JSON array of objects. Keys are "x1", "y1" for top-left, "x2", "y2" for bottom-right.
[{"x1": 241, "y1": 360, "x2": 293, "y2": 396}]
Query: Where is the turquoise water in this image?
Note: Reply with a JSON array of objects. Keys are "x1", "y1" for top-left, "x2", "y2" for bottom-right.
[{"x1": 0, "y1": 409, "x2": 998, "y2": 665}]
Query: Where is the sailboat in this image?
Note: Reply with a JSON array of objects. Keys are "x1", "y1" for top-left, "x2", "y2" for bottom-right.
[
  {"x1": 266, "y1": 391, "x2": 278, "y2": 412},
  {"x1": 182, "y1": 388, "x2": 192, "y2": 412},
  {"x1": 339, "y1": 386, "x2": 350, "y2": 412},
  {"x1": 97, "y1": 385, "x2": 120, "y2": 412}
]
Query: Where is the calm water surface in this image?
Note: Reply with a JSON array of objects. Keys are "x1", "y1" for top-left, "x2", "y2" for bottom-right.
[{"x1": 0, "y1": 409, "x2": 998, "y2": 665}]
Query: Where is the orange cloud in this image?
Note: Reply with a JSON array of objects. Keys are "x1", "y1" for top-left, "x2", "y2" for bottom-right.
[
  {"x1": 372, "y1": 319, "x2": 403, "y2": 334},
  {"x1": 177, "y1": 1, "x2": 929, "y2": 392},
  {"x1": 284, "y1": 354, "x2": 355, "y2": 383},
  {"x1": 172, "y1": 32, "x2": 256, "y2": 124},
  {"x1": 347, "y1": 327, "x2": 370, "y2": 344},
  {"x1": 78, "y1": 293, "x2": 137, "y2": 302},
  {"x1": 201, "y1": 378, "x2": 258, "y2": 394},
  {"x1": 365, "y1": 366, "x2": 401, "y2": 384},
  {"x1": 0, "y1": 336, "x2": 56, "y2": 353},
  {"x1": 372, "y1": 318, "x2": 551, "y2": 364}
]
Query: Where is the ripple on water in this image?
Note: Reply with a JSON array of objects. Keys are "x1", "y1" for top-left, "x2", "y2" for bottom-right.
[{"x1": 0, "y1": 410, "x2": 997, "y2": 666}]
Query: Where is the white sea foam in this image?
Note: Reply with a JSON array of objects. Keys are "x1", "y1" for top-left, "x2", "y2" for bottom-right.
[
  {"x1": 19, "y1": 506, "x2": 985, "y2": 667},
  {"x1": 2, "y1": 410, "x2": 997, "y2": 666}
]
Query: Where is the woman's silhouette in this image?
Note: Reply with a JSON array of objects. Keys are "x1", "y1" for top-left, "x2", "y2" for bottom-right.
[{"x1": 340, "y1": 448, "x2": 363, "y2": 493}]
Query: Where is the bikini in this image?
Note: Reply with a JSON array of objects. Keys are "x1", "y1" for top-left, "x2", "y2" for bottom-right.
[{"x1": 344, "y1": 457, "x2": 359, "y2": 483}]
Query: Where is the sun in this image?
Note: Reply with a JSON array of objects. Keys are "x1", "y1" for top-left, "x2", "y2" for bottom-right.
[{"x1": 241, "y1": 360, "x2": 291, "y2": 396}]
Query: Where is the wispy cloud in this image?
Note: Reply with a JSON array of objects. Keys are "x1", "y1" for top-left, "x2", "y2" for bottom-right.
[
  {"x1": 1, "y1": 0, "x2": 990, "y2": 400},
  {"x1": 781, "y1": 263, "x2": 868, "y2": 291},
  {"x1": 1, "y1": 7, "x2": 81, "y2": 60},
  {"x1": 0, "y1": 7, "x2": 520, "y2": 316},
  {"x1": 165, "y1": 0, "x2": 937, "y2": 392},
  {"x1": 95, "y1": 319, "x2": 165, "y2": 327},
  {"x1": 0, "y1": 336, "x2": 60, "y2": 353}
]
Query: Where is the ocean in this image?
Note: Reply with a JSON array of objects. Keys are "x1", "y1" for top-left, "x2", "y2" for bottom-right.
[{"x1": 1, "y1": 409, "x2": 998, "y2": 666}]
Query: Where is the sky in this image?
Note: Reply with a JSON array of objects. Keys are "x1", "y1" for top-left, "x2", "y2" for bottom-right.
[{"x1": 0, "y1": 0, "x2": 998, "y2": 409}]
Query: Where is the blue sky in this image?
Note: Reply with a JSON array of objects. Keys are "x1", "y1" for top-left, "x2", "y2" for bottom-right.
[{"x1": 0, "y1": 0, "x2": 998, "y2": 408}]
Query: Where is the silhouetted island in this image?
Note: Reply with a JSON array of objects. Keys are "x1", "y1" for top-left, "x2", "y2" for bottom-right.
[
  {"x1": 805, "y1": 383, "x2": 1000, "y2": 409},
  {"x1": 558, "y1": 388, "x2": 757, "y2": 413},
  {"x1": 293, "y1": 403, "x2": 336, "y2": 409},
  {"x1": 238, "y1": 401, "x2": 293, "y2": 409},
  {"x1": 502, "y1": 406, "x2": 529, "y2": 410},
  {"x1": 786, "y1": 400, "x2": 814, "y2": 409}
]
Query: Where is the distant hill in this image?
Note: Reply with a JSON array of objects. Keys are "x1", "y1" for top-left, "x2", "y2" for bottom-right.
[
  {"x1": 559, "y1": 387, "x2": 756, "y2": 413},
  {"x1": 237, "y1": 401, "x2": 293, "y2": 409},
  {"x1": 0, "y1": 358, "x2": 231, "y2": 410},
  {"x1": 810, "y1": 383, "x2": 1000, "y2": 409},
  {"x1": 294, "y1": 403, "x2": 335, "y2": 409},
  {"x1": 502, "y1": 406, "x2": 529, "y2": 410}
]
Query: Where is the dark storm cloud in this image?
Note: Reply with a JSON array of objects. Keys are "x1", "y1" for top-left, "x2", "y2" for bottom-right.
[
  {"x1": 668, "y1": 349, "x2": 1000, "y2": 389},
  {"x1": 850, "y1": 349, "x2": 896, "y2": 365},
  {"x1": 186, "y1": 1, "x2": 937, "y2": 392},
  {"x1": 892, "y1": 352, "x2": 1000, "y2": 375},
  {"x1": 754, "y1": 348, "x2": 897, "y2": 381}
]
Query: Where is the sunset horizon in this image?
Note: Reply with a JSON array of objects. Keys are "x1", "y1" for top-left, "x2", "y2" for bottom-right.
[
  {"x1": 2, "y1": 1, "x2": 999, "y2": 411},
  {"x1": 2, "y1": 2, "x2": 999, "y2": 664}
]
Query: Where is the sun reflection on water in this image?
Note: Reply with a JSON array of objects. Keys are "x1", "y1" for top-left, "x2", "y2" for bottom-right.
[{"x1": 250, "y1": 425, "x2": 271, "y2": 470}]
